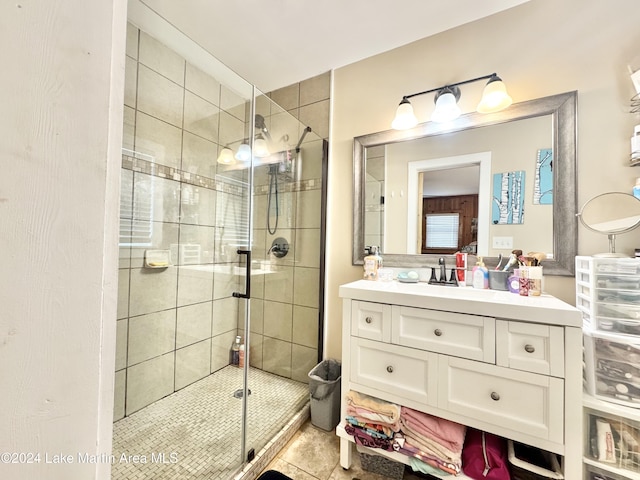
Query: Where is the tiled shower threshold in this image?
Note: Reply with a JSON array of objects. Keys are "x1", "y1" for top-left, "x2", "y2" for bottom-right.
[{"x1": 112, "y1": 366, "x2": 309, "y2": 479}]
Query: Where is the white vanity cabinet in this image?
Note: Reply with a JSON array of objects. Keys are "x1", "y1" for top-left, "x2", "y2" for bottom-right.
[{"x1": 337, "y1": 280, "x2": 583, "y2": 479}]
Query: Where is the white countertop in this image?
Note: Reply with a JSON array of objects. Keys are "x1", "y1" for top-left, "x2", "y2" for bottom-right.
[{"x1": 339, "y1": 279, "x2": 582, "y2": 327}]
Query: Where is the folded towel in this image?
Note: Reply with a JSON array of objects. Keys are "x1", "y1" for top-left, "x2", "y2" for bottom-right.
[
  {"x1": 346, "y1": 391, "x2": 401, "y2": 421},
  {"x1": 400, "y1": 406, "x2": 466, "y2": 452}
]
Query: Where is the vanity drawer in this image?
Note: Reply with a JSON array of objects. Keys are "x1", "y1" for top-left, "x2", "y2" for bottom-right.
[
  {"x1": 496, "y1": 320, "x2": 565, "y2": 377},
  {"x1": 350, "y1": 337, "x2": 438, "y2": 407},
  {"x1": 438, "y1": 357, "x2": 564, "y2": 444},
  {"x1": 351, "y1": 301, "x2": 391, "y2": 342},
  {"x1": 391, "y1": 305, "x2": 495, "y2": 363}
]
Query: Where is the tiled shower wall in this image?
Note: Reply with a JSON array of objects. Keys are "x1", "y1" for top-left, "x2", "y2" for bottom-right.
[
  {"x1": 115, "y1": 23, "x2": 330, "y2": 421},
  {"x1": 247, "y1": 73, "x2": 331, "y2": 382},
  {"x1": 115, "y1": 23, "x2": 253, "y2": 421}
]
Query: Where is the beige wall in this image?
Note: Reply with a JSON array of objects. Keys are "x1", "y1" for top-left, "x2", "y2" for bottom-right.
[{"x1": 326, "y1": 0, "x2": 640, "y2": 360}]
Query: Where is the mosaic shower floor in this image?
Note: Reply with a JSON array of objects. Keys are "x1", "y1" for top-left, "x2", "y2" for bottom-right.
[{"x1": 111, "y1": 366, "x2": 309, "y2": 479}]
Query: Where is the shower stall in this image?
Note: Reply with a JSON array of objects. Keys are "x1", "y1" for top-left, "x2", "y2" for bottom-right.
[{"x1": 114, "y1": 3, "x2": 327, "y2": 478}]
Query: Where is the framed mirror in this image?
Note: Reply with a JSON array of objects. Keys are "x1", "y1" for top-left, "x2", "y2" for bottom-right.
[{"x1": 353, "y1": 91, "x2": 577, "y2": 275}]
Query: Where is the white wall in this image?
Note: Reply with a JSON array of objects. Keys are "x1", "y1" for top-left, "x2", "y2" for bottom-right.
[
  {"x1": 327, "y1": 0, "x2": 640, "y2": 360},
  {"x1": 0, "y1": 1, "x2": 126, "y2": 479}
]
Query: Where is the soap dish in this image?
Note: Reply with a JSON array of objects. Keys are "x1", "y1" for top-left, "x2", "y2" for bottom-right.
[
  {"x1": 144, "y1": 249, "x2": 172, "y2": 268},
  {"x1": 397, "y1": 271, "x2": 419, "y2": 283}
]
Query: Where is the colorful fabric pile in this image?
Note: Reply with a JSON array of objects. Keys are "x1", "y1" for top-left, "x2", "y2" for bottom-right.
[
  {"x1": 344, "y1": 391, "x2": 401, "y2": 451},
  {"x1": 343, "y1": 391, "x2": 467, "y2": 476},
  {"x1": 399, "y1": 406, "x2": 466, "y2": 475}
]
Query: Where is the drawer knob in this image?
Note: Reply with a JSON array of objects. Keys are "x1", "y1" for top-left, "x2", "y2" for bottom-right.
[
  {"x1": 434, "y1": 328, "x2": 443, "y2": 336},
  {"x1": 386, "y1": 365, "x2": 394, "y2": 373},
  {"x1": 365, "y1": 316, "x2": 373, "y2": 324},
  {"x1": 524, "y1": 344, "x2": 535, "y2": 353},
  {"x1": 490, "y1": 392, "x2": 500, "y2": 401}
]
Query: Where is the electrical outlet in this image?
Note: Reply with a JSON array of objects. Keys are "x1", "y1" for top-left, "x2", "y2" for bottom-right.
[{"x1": 492, "y1": 236, "x2": 513, "y2": 249}]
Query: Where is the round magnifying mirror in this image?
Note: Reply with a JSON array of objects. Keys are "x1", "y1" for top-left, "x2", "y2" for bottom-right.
[{"x1": 577, "y1": 192, "x2": 640, "y2": 257}]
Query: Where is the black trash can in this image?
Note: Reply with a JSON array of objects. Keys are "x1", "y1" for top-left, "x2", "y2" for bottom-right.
[{"x1": 308, "y1": 359, "x2": 341, "y2": 431}]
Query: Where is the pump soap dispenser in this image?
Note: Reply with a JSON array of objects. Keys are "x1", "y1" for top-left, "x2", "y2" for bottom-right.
[
  {"x1": 363, "y1": 246, "x2": 383, "y2": 281},
  {"x1": 472, "y1": 257, "x2": 489, "y2": 289}
]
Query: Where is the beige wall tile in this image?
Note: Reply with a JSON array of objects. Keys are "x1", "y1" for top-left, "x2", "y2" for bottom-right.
[
  {"x1": 130, "y1": 221, "x2": 179, "y2": 269},
  {"x1": 299, "y1": 99, "x2": 330, "y2": 140},
  {"x1": 113, "y1": 370, "x2": 126, "y2": 422},
  {"x1": 138, "y1": 31, "x2": 185, "y2": 86},
  {"x1": 291, "y1": 344, "x2": 317, "y2": 383},
  {"x1": 296, "y1": 139, "x2": 323, "y2": 181},
  {"x1": 250, "y1": 298, "x2": 264, "y2": 334},
  {"x1": 126, "y1": 353, "x2": 174, "y2": 415},
  {"x1": 122, "y1": 106, "x2": 135, "y2": 153},
  {"x1": 263, "y1": 266, "x2": 293, "y2": 304},
  {"x1": 300, "y1": 72, "x2": 331, "y2": 107},
  {"x1": 134, "y1": 111, "x2": 182, "y2": 168},
  {"x1": 117, "y1": 269, "x2": 130, "y2": 320},
  {"x1": 211, "y1": 331, "x2": 236, "y2": 372},
  {"x1": 181, "y1": 131, "x2": 217, "y2": 177},
  {"x1": 177, "y1": 224, "x2": 214, "y2": 265},
  {"x1": 249, "y1": 333, "x2": 263, "y2": 369},
  {"x1": 127, "y1": 309, "x2": 176, "y2": 366},
  {"x1": 262, "y1": 337, "x2": 291, "y2": 378},
  {"x1": 126, "y1": 23, "x2": 139, "y2": 60},
  {"x1": 176, "y1": 301, "x2": 212, "y2": 349},
  {"x1": 220, "y1": 85, "x2": 247, "y2": 122},
  {"x1": 212, "y1": 296, "x2": 238, "y2": 335},
  {"x1": 263, "y1": 300, "x2": 293, "y2": 341},
  {"x1": 218, "y1": 110, "x2": 246, "y2": 148},
  {"x1": 185, "y1": 63, "x2": 220, "y2": 106},
  {"x1": 213, "y1": 269, "x2": 241, "y2": 299},
  {"x1": 128, "y1": 266, "x2": 178, "y2": 317},
  {"x1": 294, "y1": 229, "x2": 320, "y2": 268},
  {"x1": 137, "y1": 65, "x2": 184, "y2": 128},
  {"x1": 184, "y1": 91, "x2": 219, "y2": 142},
  {"x1": 177, "y1": 265, "x2": 214, "y2": 307},
  {"x1": 292, "y1": 305, "x2": 319, "y2": 349},
  {"x1": 175, "y1": 340, "x2": 211, "y2": 390},
  {"x1": 134, "y1": 173, "x2": 181, "y2": 223},
  {"x1": 296, "y1": 189, "x2": 322, "y2": 229},
  {"x1": 293, "y1": 267, "x2": 319, "y2": 308},
  {"x1": 270, "y1": 84, "x2": 299, "y2": 111},
  {"x1": 115, "y1": 319, "x2": 128, "y2": 370},
  {"x1": 124, "y1": 56, "x2": 137, "y2": 109},
  {"x1": 180, "y1": 184, "x2": 217, "y2": 227}
]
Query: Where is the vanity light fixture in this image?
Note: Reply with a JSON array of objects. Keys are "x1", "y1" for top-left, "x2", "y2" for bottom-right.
[
  {"x1": 216, "y1": 147, "x2": 236, "y2": 165},
  {"x1": 391, "y1": 73, "x2": 513, "y2": 129}
]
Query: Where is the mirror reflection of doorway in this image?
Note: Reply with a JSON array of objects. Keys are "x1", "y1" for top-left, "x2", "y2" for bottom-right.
[{"x1": 421, "y1": 193, "x2": 478, "y2": 254}]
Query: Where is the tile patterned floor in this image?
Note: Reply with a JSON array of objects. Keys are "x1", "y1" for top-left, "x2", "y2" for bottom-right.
[
  {"x1": 112, "y1": 366, "x2": 308, "y2": 479},
  {"x1": 263, "y1": 421, "x2": 425, "y2": 480}
]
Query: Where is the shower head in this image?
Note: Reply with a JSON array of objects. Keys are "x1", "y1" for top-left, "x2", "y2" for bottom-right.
[{"x1": 254, "y1": 114, "x2": 272, "y2": 141}]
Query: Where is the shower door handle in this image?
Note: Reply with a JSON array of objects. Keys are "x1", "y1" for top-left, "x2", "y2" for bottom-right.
[{"x1": 232, "y1": 249, "x2": 251, "y2": 299}]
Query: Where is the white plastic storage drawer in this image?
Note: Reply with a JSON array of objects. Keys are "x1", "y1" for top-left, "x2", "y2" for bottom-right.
[
  {"x1": 584, "y1": 330, "x2": 640, "y2": 408},
  {"x1": 584, "y1": 404, "x2": 640, "y2": 477}
]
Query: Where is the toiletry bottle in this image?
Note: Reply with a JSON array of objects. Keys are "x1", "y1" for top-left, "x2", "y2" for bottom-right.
[
  {"x1": 472, "y1": 257, "x2": 489, "y2": 289},
  {"x1": 230, "y1": 335, "x2": 241, "y2": 366},
  {"x1": 363, "y1": 246, "x2": 383, "y2": 280},
  {"x1": 632, "y1": 125, "x2": 640, "y2": 161},
  {"x1": 634, "y1": 178, "x2": 640, "y2": 200},
  {"x1": 238, "y1": 342, "x2": 245, "y2": 368}
]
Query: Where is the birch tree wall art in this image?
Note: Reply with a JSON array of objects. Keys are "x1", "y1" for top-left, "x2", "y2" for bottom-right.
[
  {"x1": 492, "y1": 170, "x2": 525, "y2": 224},
  {"x1": 533, "y1": 148, "x2": 553, "y2": 205}
]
